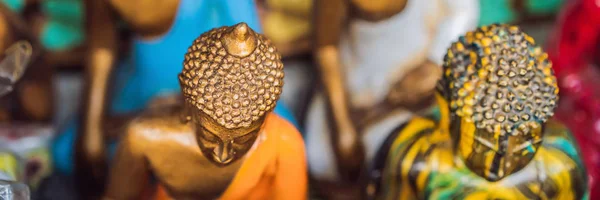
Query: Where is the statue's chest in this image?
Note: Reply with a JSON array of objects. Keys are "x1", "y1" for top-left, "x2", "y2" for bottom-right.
[
  {"x1": 423, "y1": 162, "x2": 555, "y2": 200},
  {"x1": 339, "y1": 0, "x2": 443, "y2": 107},
  {"x1": 146, "y1": 145, "x2": 244, "y2": 199}
]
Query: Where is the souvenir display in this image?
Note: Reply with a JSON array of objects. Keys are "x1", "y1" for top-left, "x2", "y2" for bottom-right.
[
  {"x1": 257, "y1": 0, "x2": 312, "y2": 57},
  {"x1": 547, "y1": 0, "x2": 600, "y2": 198},
  {"x1": 0, "y1": 0, "x2": 591, "y2": 199},
  {"x1": 48, "y1": 1, "x2": 299, "y2": 197},
  {"x1": 479, "y1": 0, "x2": 563, "y2": 25},
  {"x1": 307, "y1": 0, "x2": 479, "y2": 195},
  {"x1": 104, "y1": 23, "x2": 307, "y2": 200},
  {"x1": 366, "y1": 24, "x2": 588, "y2": 199}
]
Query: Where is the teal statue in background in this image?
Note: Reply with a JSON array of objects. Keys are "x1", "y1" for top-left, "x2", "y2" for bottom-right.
[
  {"x1": 0, "y1": 0, "x2": 84, "y2": 51},
  {"x1": 479, "y1": 0, "x2": 563, "y2": 26}
]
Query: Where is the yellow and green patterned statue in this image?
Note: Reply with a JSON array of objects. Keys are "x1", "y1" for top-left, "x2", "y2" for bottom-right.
[{"x1": 367, "y1": 24, "x2": 589, "y2": 200}]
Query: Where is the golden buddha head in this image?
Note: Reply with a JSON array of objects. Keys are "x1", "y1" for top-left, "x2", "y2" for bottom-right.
[
  {"x1": 438, "y1": 24, "x2": 558, "y2": 181},
  {"x1": 179, "y1": 23, "x2": 284, "y2": 166}
]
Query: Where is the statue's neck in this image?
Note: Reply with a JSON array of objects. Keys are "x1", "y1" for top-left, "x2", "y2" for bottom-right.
[
  {"x1": 434, "y1": 93, "x2": 451, "y2": 133},
  {"x1": 435, "y1": 93, "x2": 473, "y2": 159}
]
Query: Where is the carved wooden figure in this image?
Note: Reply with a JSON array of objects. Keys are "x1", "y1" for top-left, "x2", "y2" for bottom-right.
[
  {"x1": 104, "y1": 23, "x2": 307, "y2": 200},
  {"x1": 307, "y1": 0, "x2": 479, "y2": 194},
  {"x1": 367, "y1": 24, "x2": 588, "y2": 200},
  {"x1": 61, "y1": 1, "x2": 298, "y2": 198}
]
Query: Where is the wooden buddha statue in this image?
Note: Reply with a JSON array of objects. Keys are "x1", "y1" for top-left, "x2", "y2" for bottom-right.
[
  {"x1": 103, "y1": 23, "x2": 307, "y2": 200},
  {"x1": 69, "y1": 1, "x2": 300, "y2": 198},
  {"x1": 367, "y1": 24, "x2": 588, "y2": 199},
  {"x1": 307, "y1": 0, "x2": 480, "y2": 193}
]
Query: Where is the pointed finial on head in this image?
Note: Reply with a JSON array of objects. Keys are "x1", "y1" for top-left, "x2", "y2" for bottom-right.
[
  {"x1": 222, "y1": 22, "x2": 257, "y2": 57},
  {"x1": 232, "y1": 22, "x2": 250, "y2": 39}
]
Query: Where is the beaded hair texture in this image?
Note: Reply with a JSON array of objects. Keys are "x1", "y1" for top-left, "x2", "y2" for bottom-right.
[
  {"x1": 439, "y1": 24, "x2": 558, "y2": 136},
  {"x1": 179, "y1": 23, "x2": 284, "y2": 129}
]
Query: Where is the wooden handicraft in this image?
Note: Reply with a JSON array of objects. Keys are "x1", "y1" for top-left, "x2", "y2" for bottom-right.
[
  {"x1": 103, "y1": 23, "x2": 307, "y2": 200},
  {"x1": 366, "y1": 24, "x2": 589, "y2": 200},
  {"x1": 307, "y1": 1, "x2": 479, "y2": 197}
]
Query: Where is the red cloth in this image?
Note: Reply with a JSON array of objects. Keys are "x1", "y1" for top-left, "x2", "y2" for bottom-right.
[{"x1": 548, "y1": 0, "x2": 600, "y2": 198}]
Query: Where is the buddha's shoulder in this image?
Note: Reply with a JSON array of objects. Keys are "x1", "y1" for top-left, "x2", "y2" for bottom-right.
[
  {"x1": 393, "y1": 117, "x2": 438, "y2": 141},
  {"x1": 541, "y1": 119, "x2": 580, "y2": 152},
  {"x1": 543, "y1": 119, "x2": 575, "y2": 139},
  {"x1": 125, "y1": 105, "x2": 192, "y2": 140},
  {"x1": 382, "y1": 117, "x2": 443, "y2": 156},
  {"x1": 539, "y1": 119, "x2": 585, "y2": 169},
  {"x1": 263, "y1": 113, "x2": 304, "y2": 144}
]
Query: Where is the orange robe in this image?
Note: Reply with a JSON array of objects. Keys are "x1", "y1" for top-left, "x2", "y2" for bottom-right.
[{"x1": 154, "y1": 113, "x2": 307, "y2": 200}]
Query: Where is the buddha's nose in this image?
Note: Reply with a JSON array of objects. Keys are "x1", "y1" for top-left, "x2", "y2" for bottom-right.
[{"x1": 212, "y1": 142, "x2": 234, "y2": 164}]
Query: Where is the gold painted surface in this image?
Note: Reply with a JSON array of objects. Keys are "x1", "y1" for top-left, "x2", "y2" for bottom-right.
[
  {"x1": 105, "y1": 23, "x2": 306, "y2": 200},
  {"x1": 180, "y1": 23, "x2": 283, "y2": 130},
  {"x1": 376, "y1": 113, "x2": 586, "y2": 199},
  {"x1": 369, "y1": 24, "x2": 588, "y2": 199},
  {"x1": 441, "y1": 24, "x2": 557, "y2": 181},
  {"x1": 106, "y1": 105, "x2": 307, "y2": 200}
]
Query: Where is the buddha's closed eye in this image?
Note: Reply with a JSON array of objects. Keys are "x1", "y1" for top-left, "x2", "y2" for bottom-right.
[
  {"x1": 234, "y1": 131, "x2": 258, "y2": 144},
  {"x1": 199, "y1": 126, "x2": 219, "y2": 143},
  {"x1": 474, "y1": 136, "x2": 501, "y2": 153},
  {"x1": 511, "y1": 139, "x2": 542, "y2": 154}
]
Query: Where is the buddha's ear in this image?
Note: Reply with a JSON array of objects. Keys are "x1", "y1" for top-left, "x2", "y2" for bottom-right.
[
  {"x1": 435, "y1": 78, "x2": 448, "y2": 99},
  {"x1": 180, "y1": 105, "x2": 192, "y2": 124},
  {"x1": 178, "y1": 73, "x2": 185, "y2": 89},
  {"x1": 178, "y1": 74, "x2": 192, "y2": 123}
]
